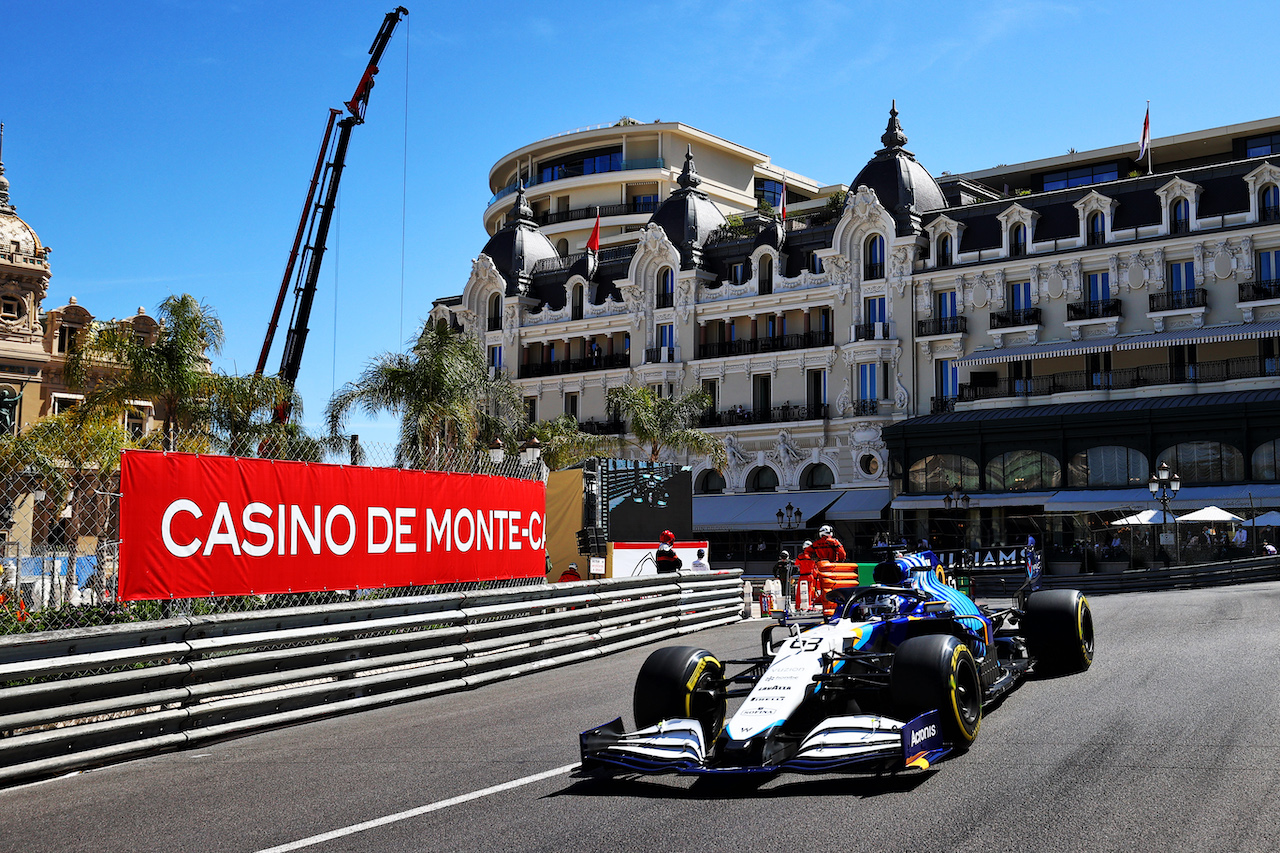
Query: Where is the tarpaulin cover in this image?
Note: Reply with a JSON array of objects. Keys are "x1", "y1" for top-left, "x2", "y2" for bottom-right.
[{"x1": 119, "y1": 450, "x2": 547, "y2": 600}]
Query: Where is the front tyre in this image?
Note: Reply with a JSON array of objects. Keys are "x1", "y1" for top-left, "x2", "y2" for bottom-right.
[
  {"x1": 633, "y1": 646, "x2": 726, "y2": 744},
  {"x1": 891, "y1": 634, "x2": 982, "y2": 748},
  {"x1": 1024, "y1": 589, "x2": 1094, "y2": 675}
]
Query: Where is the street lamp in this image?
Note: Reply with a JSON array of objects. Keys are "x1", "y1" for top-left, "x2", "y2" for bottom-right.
[
  {"x1": 941, "y1": 486, "x2": 970, "y2": 510},
  {"x1": 776, "y1": 502, "x2": 803, "y2": 530},
  {"x1": 1148, "y1": 462, "x2": 1181, "y2": 562}
]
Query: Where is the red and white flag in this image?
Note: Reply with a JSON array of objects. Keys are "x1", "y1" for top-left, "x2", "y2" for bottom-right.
[
  {"x1": 1139, "y1": 105, "x2": 1151, "y2": 160},
  {"x1": 586, "y1": 212, "x2": 600, "y2": 253},
  {"x1": 780, "y1": 181, "x2": 787, "y2": 221}
]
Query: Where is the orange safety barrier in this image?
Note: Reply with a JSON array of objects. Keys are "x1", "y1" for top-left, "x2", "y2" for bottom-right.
[{"x1": 812, "y1": 560, "x2": 861, "y2": 615}]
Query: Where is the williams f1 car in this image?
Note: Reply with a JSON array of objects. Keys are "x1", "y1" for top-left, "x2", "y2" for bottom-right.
[{"x1": 580, "y1": 551, "x2": 1093, "y2": 775}]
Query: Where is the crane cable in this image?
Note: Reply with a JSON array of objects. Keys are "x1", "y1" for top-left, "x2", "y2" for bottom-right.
[{"x1": 399, "y1": 13, "x2": 410, "y2": 351}]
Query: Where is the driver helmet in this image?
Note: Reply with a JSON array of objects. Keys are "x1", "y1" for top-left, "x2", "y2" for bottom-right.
[
  {"x1": 659, "y1": 529, "x2": 675, "y2": 544},
  {"x1": 779, "y1": 550, "x2": 790, "y2": 560},
  {"x1": 819, "y1": 525, "x2": 834, "y2": 538},
  {"x1": 802, "y1": 540, "x2": 813, "y2": 550}
]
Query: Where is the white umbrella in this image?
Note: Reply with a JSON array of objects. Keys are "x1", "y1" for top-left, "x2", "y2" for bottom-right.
[
  {"x1": 1110, "y1": 509, "x2": 1178, "y2": 525},
  {"x1": 1175, "y1": 505, "x2": 1244, "y2": 523},
  {"x1": 1246, "y1": 510, "x2": 1280, "y2": 527}
]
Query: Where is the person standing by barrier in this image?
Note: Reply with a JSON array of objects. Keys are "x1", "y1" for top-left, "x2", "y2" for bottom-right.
[
  {"x1": 691, "y1": 548, "x2": 709, "y2": 572},
  {"x1": 804, "y1": 525, "x2": 846, "y2": 564},
  {"x1": 654, "y1": 530, "x2": 682, "y2": 573}
]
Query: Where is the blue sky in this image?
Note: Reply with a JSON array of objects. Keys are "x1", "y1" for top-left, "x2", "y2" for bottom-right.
[{"x1": 4, "y1": 0, "x2": 1274, "y2": 442}]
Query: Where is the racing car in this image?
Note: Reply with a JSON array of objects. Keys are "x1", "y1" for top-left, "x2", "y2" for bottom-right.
[{"x1": 580, "y1": 550, "x2": 1093, "y2": 775}]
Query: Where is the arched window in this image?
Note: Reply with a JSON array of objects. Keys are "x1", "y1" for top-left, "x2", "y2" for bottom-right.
[
  {"x1": 1087, "y1": 212, "x2": 1105, "y2": 245},
  {"x1": 747, "y1": 466, "x2": 779, "y2": 492},
  {"x1": 986, "y1": 450, "x2": 1062, "y2": 491},
  {"x1": 908, "y1": 454, "x2": 978, "y2": 493},
  {"x1": 800, "y1": 463, "x2": 834, "y2": 490},
  {"x1": 937, "y1": 234, "x2": 952, "y2": 267},
  {"x1": 1158, "y1": 441, "x2": 1243, "y2": 483},
  {"x1": 487, "y1": 293, "x2": 502, "y2": 331},
  {"x1": 759, "y1": 255, "x2": 773, "y2": 294},
  {"x1": 1261, "y1": 185, "x2": 1280, "y2": 222},
  {"x1": 865, "y1": 234, "x2": 885, "y2": 279},
  {"x1": 698, "y1": 469, "x2": 726, "y2": 494},
  {"x1": 1171, "y1": 198, "x2": 1190, "y2": 233},
  {"x1": 1010, "y1": 223, "x2": 1027, "y2": 256},
  {"x1": 656, "y1": 267, "x2": 674, "y2": 309},
  {"x1": 571, "y1": 284, "x2": 584, "y2": 321},
  {"x1": 1068, "y1": 446, "x2": 1147, "y2": 487},
  {"x1": 556, "y1": 238, "x2": 569, "y2": 256}
]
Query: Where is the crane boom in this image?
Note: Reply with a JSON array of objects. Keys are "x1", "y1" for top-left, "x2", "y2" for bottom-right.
[{"x1": 261, "y1": 6, "x2": 408, "y2": 418}]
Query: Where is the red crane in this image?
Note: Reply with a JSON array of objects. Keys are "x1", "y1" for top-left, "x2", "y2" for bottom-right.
[{"x1": 256, "y1": 6, "x2": 408, "y2": 422}]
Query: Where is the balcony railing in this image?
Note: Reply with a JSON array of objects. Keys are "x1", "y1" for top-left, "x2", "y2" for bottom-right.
[
  {"x1": 1149, "y1": 288, "x2": 1207, "y2": 312},
  {"x1": 695, "y1": 330, "x2": 833, "y2": 359},
  {"x1": 531, "y1": 243, "x2": 639, "y2": 277},
  {"x1": 1264, "y1": 205, "x2": 1280, "y2": 222},
  {"x1": 700, "y1": 403, "x2": 829, "y2": 427},
  {"x1": 489, "y1": 157, "x2": 666, "y2": 205},
  {"x1": 930, "y1": 396, "x2": 958, "y2": 414},
  {"x1": 853, "y1": 398, "x2": 880, "y2": 415},
  {"x1": 917, "y1": 316, "x2": 967, "y2": 336},
  {"x1": 1171, "y1": 218, "x2": 1191, "y2": 234},
  {"x1": 644, "y1": 346, "x2": 680, "y2": 364},
  {"x1": 864, "y1": 262, "x2": 885, "y2": 280},
  {"x1": 655, "y1": 291, "x2": 674, "y2": 309},
  {"x1": 537, "y1": 199, "x2": 659, "y2": 227},
  {"x1": 852, "y1": 322, "x2": 894, "y2": 341},
  {"x1": 1066, "y1": 298, "x2": 1121, "y2": 321},
  {"x1": 487, "y1": 315, "x2": 503, "y2": 331},
  {"x1": 517, "y1": 352, "x2": 629, "y2": 378},
  {"x1": 1086, "y1": 231, "x2": 1106, "y2": 246},
  {"x1": 1239, "y1": 279, "x2": 1280, "y2": 302},
  {"x1": 578, "y1": 418, "x2": 626, "y2": 435},
  {"x1": 957, "y1": 354, "x2": 1280, "y2": 402},
  {"x1": 989, "y1": 307, "x2": 1041, "y2": 329},
  {"x1": 1010, "y1": 240, "x2": 1027, "y2": 257}
]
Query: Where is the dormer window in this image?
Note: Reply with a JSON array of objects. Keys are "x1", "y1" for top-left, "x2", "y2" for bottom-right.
[
  {"x1": 1261, "y1": 185, "x2": 1279, "y2": 222},
  {"x1": 1171, "y1": 198, "x2": 1190, "y2": 233},
  {"x1": 487, "y1": 293, "x2": 501, "y2": 331},
  {"x1": 937, "y1": 234, "x2": 952, "y2": 267},
  {"x1": 571, "y1": 284, "x2": 584, "y2": 321},
  {"x1": 656, "y1": 267, "x2": 674, "y2": 309},
  {"x1": 1087, "y1": 212, "x2": 1106, "y2": 246},
  {"x1": 758, "y1": 255, "x2": 773, "y2": 294},
  {"x1": 865, "y1": 234, "x2": 885, "y2": 279},
  {"x1": 57, "y1": 324, "x2": 79, "y2": 354},
  {"x1": 1010, "y1": 223, "x2": 1027, "y2": 257}
]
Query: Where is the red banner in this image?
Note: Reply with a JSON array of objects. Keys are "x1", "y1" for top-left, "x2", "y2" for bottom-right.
[{"x1": 119, "y1": 450, "x2": 547, "y2": 600}]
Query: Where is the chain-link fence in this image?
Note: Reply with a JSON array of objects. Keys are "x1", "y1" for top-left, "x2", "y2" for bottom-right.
[{"x1": 0, "y1": 428, "x2": 547, "y2": 635}]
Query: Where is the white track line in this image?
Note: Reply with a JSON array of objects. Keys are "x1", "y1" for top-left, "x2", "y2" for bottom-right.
[{"x1": 254, "y1": 763, "x2": 579, "y2": 853}]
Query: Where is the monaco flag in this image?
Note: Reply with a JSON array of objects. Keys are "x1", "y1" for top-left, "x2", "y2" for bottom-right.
[
  {"x1": 1139, "y1": 105, "x2": 1150, "y2": 160},
  {"x1": 586, "y1": 212, "x2": 600, "y2": 253}
]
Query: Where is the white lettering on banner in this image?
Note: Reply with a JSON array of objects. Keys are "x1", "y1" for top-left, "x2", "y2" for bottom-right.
[
  {"x1": 241, "y1": 503, "x2": 274, "y2": 557},
  {"x1": 325, "y1": 506, "x2": 356, "y2": 555},
  {"x1": 204, "y1": 502, "x2": 242, "y2": 556},
  {"x1": 156, "y1": 499, "x2": 545, "y2": 559},
  {"x1": 394, "y1": 507, "x2": 416, "y2": 554},
  {"x1": 161, "y1": 499, "x2": 202, "y2": 558},
  {"x1": 368, "y1": 507, "x2": 392, "y2": 554},
  {"x1": 425, "y1": 509, "x2": 451, "y2": 552}
]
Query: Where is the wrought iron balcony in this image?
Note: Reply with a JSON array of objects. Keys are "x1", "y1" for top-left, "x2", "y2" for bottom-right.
[
  {"x1": 917, "y1": 316, "x2": 967, "y2": 336},
  {"x1": 853, "y1": 322, "x2": 894, "y2": 341},
  {"x1": 930, "y1": 396, "x2": 958, "y2": 414},
  {"x1": 853, "y1": 398, "x2": 880, "y2": 415},
  {"x1": 864, "y1": 262, "x2": 885, "y2": 280},
  {"x1": 517, "y1": 352, "x2": 629, "y2": 378},
  {"x1": 643, "y1": 345, "x2": 680, "y2": 364},
  {"x1": 1066, "y1": 298, "x2": 1121, "y2": 321},
  {"x1": 989, "y1": 307, "x2": 1041, "y2": 329},
  {"x1": 1171, "y1": 218, "x2": 1191, "y2": 234},
  {"x1": 537, "y1": 198, "x2": 659, "y2": 227},
  {"x1": 578, "y1": 418, "x2": 626, "y2": 435},
  {"x1": 655, "y1": 291, "x2": 674, "y2": 309},
  {"x1": 1010, "y1": 240, "x2": 1027, "y2": 257},
  {"x1": 1086, "y1": 231, "x2": 1106, "y2": 246},
  {"x1": 1148, "y1": 288, "x2": 1207, "y2": 312},
  {"x1": 1239, "y1": 279, "x2": 1280, "y2": 302},
  {"x1": 700, "y1": 402, "x2": 828, "y2": 427},
  {"x1": 695, "y1": 330, "x2": 833, "y2": 359},
  {"x1": 1264, "y1": 205, "x2": 1280, "y2": 222}
]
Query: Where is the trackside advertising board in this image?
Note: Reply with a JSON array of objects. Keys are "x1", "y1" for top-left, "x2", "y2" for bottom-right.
[{"x1": 118, "y1": 450, "x2": 547, "y2": 600}]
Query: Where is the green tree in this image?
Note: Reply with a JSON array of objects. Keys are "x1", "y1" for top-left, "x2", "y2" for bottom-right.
[
  {"x1": 604, "y1": 383, "x2": 727, "y2": 469},
  {"x1": 527, "y1": 414, "x2": 615, "y2": 471},
  {"x1": 64, "y1": 294, "x2": 226, "y2": 451},
  {"x1": 325, "y1": 319, "x2": 523, "y2": 468},
  {"x1": 203, "y1": 372, "x2": 302, "y2": 458}
]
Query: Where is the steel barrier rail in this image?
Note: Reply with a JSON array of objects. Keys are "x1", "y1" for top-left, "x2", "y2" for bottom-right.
[
  {"x1": 964, "y1": 555, "x2": 1280, "y2": 598},
  {"x1": 0, "y1": 570, "x2": 742, "y2": 787}
]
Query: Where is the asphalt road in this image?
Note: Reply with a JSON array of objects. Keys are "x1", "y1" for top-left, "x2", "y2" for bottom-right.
[{"x1": 2, "y1": 583, "x2": 1279, "y2": 853}]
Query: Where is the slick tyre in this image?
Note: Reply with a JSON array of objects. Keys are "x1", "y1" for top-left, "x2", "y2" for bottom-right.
[
  {"x1": 891, "y1": 634, "x2": 982, "y2": 748},
  {"x1": 1024, "y1": 589, "x2": 1094, "y2": 675},
  {"x1": 633, "y1": 646, "x2": 726, "y2": 743}
]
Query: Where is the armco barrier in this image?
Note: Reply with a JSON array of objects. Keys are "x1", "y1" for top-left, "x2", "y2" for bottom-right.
[
  {"x1": 0, "y1": 570, "x2": 742, "y2": 787},
  {"x1": 965, "y1": 555, "x2": 1280, "y2": 598}
]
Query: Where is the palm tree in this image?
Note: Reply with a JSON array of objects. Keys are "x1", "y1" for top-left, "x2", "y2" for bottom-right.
[
  {"x1": 605, "y1": 383, "x2": 728, "y2": 470},
  {"x1": 64, "y1": 294, "x2": 226, "y2": 451},
  {"x1": 203, "y1": 372, "x2": 302, "y2": 458},
  {"x1": 326, "y1": 319, "x2": 523, "y2": 469},
  {"x1": 527, "y1": 415, "x2": 616, "y2": 471}
]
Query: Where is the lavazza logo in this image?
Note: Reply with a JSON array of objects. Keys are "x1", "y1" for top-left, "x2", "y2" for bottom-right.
[
  {"x1": 909, "y1": 722, "x2": 939, "y2": 748},
  {"x1": 159, "y1": 500, "x2": 545, "y2": 559}
]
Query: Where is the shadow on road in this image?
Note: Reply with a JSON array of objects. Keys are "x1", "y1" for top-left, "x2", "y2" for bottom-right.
[{"x1": 550, "y1": 767, "x2": 936, "y2": 801}]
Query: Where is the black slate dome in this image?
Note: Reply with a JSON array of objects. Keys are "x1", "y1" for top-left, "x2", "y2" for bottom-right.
[
  {"x1": 480, "y1": 182, "x2": 560, "y2": 295},
  {"x1": 851, "y1": 102, "x2": 947, "y2": 236},
  {"x1": 753, "y1": 215, "x2": 785, "y2": 253},
  {"x1": 648, "y1": 145, "x2": 727, "y2": 269}
]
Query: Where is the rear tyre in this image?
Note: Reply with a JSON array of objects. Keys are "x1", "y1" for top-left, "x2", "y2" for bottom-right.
[
  {"x1": 633, "y1": 646, "x2": 726, "y2": 744},
  {"x1": 1024, "y1": 589, "x2": 1094, "y2": 675},
  {"x1": 891, "y1": 634, "x2": 982, "y2": 748}
]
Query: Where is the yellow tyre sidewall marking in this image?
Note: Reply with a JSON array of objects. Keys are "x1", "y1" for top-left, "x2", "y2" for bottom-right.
[{"x1": 948, "y1": 644, "x2": 979, "y2": 742}]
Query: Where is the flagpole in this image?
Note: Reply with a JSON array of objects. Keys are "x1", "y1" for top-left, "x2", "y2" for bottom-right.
[{"x1": 1146, "y1": 100, "x2": 1153, "y2": 176}]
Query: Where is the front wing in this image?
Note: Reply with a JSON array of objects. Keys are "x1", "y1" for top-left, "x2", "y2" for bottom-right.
[{"x1": 580, "y1": 711, "x2": 949, "y2": 776}]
